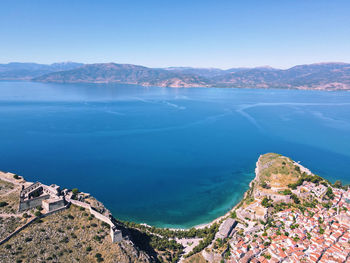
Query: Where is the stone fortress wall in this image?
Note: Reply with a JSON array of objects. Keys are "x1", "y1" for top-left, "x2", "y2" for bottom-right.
[
  {"x1": 68, "y1": 199, "x2": 122, "y2": 243},
  {"x1": 18, "y1": 181, "x2": 122, "y2": 243},
  {"x1": 19, "y1": 194, "x2": 50, "y2": 211}
]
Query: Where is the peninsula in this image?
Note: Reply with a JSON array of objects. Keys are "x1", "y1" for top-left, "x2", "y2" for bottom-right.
[{"x1": 0, "y1": 153, "x2": 349, "y2": 263}]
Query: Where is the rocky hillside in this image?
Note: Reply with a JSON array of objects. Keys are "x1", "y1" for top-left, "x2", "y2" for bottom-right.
[
  {"x1": 0, "y1": 172, "x2": 183, "y2": 263},
  {"x1": 0, "y1": 205, "x2": 152, "y2": 263}
]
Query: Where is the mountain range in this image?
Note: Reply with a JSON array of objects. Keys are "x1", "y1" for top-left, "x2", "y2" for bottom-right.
[
  {"x1": 1, "y1": 62, "x2": 350, "y2": 90},
  {"x1": 0, "y1": 62, "x2": 83, "y2": 80}
]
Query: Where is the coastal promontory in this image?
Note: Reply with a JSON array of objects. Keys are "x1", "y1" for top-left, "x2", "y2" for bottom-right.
[{"x1": 0, "y1": 153, "x2": 349, "y2": 263}]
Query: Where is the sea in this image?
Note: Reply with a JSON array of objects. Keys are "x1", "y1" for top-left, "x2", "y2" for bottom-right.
[{"x1": 0, "y1": 81, "x2": 349, "y2": 228}]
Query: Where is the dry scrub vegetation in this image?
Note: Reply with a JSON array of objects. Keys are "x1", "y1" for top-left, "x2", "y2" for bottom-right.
[{"x1": 0, "y1": 205, "x2": 151, "y2": 263}]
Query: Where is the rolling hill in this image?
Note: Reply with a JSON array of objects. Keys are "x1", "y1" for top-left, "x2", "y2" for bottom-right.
[{"x1": 34, "y1": 63, "x2": 210, "y2": 88}]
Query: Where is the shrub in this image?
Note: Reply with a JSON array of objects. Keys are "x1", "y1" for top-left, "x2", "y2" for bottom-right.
[
  {"x1": 95, "y1": 253, "x2": 102, "y2": 258},
  {"x1": 60, "y1": 237, "x2": 69, "y2": 243},
  {"x1": 322, "y1": 202, "x2": 332, "y2": 209},
  {"x1": 261, "y1": 197, "x2": 272, "y2": 208},
  {"x1": 333, "y1": 180, "x2": 342, "y2": 188},
  {"x1": 22, "y1": 213, "x2": 29, "y2": 218},
  {"x1": 261, "y1": 181, "x2": 270, "y2": 189},
  {"x1": 101, "y1": 222, "x2": 109, "y2": 228},
  {"x1": 282, "y1": 189, "x2": 292, "y2": 195},
  {"x1": 263, "y1": 254, "x2": 271, "y2": 259},
  {"x1": 290, "y1": 194, "x2": 300, "y2": 204},
  {"x1": 13, "y1": 174, "x2": 20, "y2": 180},
  {"x1": 72, "y1": 188, "x2": 79, "y2": 195},
  {"x1": 93, "y1": 235, "x2": 101, "y2": 242},
  {"x1": 326, "y1": 187, "x2": 335, "y2": 200},
  {"x1": 5, "y1": 244, "x2": 11, "y2": 249},
  {"x1": 86, "y1": 246, "x2": 92, "y2": 252},
  {"x1": 230, "y1": 211, "x2": 237, "y2": 219},
  {"x1": 34, "y1": 211, "x2": 42, "y2": 217},
  {"x1": 0, "y1": 201, "x2": 8, "y2": 207},
  {"x1": 321, "y1": 181, "x2": 328, "y2": 187},
  {"x1": 25, "y1": 237, "x2": 32, "y2": 242},
  {"x1": 67, "y1": 214, "x2": 74, "y2": 219}
]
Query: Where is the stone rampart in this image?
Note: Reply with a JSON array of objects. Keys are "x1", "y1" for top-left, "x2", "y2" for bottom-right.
[
  {"x1": 21, "y1": 182, "x2": 41, "y2": 196},
  {"x1": 19, "y1": 194, "x2": 50, "y2": 211},
  {"x1": 68, "y1": 198, "x2": 122, "y2": 242},
  {"x1": 69, "y1": 199, "x2": 113, "y2": 226},
  {"x1": 42, "y1": 198, "x2": 65, "y2": 212}
]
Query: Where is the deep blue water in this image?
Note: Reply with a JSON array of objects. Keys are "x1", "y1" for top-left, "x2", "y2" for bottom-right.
[{"x1": 0, "y1": 81, "x2": 350, "y2": 228}]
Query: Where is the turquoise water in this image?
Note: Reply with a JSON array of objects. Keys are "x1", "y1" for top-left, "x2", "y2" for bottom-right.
[{"x1": 0, "y1": 81, "x2": 350, "y2": 228}]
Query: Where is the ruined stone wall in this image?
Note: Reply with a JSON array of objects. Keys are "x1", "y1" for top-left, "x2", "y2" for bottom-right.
[
  {"x1": 42, "y1": 199, "x2": 65, "y2": 212},
  {"x1": 19, "y1": 194, "x2": 50, "y2": 211},
  {"x1": 68, "y1": 198, "x2": 122, "y2": 243},
  {"x1": 111, "y1": 227, "x2": 123, "y2": 243},
  {"x1": 69, "y1": 199, "x2": 113, "y2": 226}
]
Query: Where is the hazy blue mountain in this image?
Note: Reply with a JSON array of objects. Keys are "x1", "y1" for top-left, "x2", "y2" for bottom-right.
[
  {"x1": 163, "y1": 67, "x2": 227, "y2": 78},
  {"x1": 0, "y1": 62, "x2": 83, "y2": 80},
  {"x1": 214, "y1": 63, "x2": 350, "y2": 90},
  {"x1": 3, "y1": 61, "x2": 350, "y2": 90},
  {"x1": 34, "y1": 63, "x2": 210, "y2": 87},
  {"x1": 163, "y1": 67, "x2": 252, "y2": 77}
]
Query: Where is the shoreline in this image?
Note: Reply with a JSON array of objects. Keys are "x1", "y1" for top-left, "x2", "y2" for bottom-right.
[
  {"x1": 152, "y1": 159, "x2": 261, "y2": 231},
  {"x1": 0, "y1": 162, "x2": 260, "y2": 232},
  {"x1": 0, "y1": 155, "x2": 332, "y2": 232},
  {"x1": 191, "y1": 158, "x2": 260, "y2": 230}
]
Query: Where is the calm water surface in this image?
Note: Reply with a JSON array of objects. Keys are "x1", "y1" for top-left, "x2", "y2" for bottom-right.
[{"x1": 0, "y1": 81, "x2": 350, "y2": 228}]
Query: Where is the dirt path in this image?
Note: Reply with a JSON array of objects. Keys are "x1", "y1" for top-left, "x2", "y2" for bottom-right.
[
  {"x1": 0, "y1": 187, "x2": 19, "y2": 197},
  {"x1": 0, "y1": 213, "x2": 23, "y2": 218}
]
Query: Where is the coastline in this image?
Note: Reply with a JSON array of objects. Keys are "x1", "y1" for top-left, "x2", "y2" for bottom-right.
[
  {"x1": 191, "y1": 158, "x2": 261, "y2": 230},
  {"x1": 0, "y1": 154, "x2": 339, "y2": 232},
  {"x1": 0, "y1": 155, "x2": 316, "y2": 232}
]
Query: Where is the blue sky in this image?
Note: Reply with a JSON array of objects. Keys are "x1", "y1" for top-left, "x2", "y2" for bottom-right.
[{"x1": 1, "y1": 0, "x2": 350, "y2": 68}]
